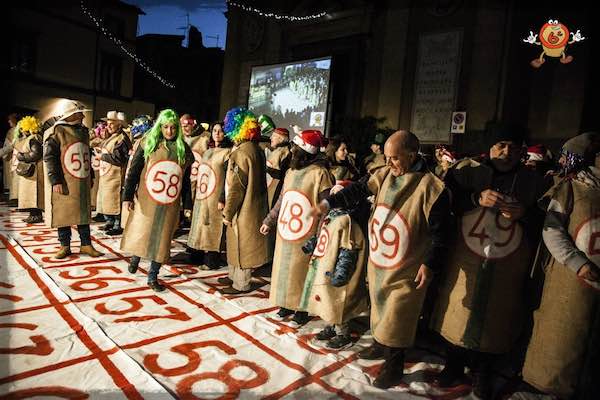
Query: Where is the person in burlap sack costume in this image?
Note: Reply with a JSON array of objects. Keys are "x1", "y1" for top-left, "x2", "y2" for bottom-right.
[
  {"x1": 217, "y1": 107, "x2": 272, "y2": 295},
  {"x1": 318, "y1": 130, "x2": 451, "y2": 388},
  {"x1": 300, "y1": 181, "x2": 369, "y2": 349},
  {"x1": 90, "y1": 121, "x2": 107, "y2": 221},
  {"x1": 430, "y1": 123, "x2": 548, "y2": 399},
  {"x1": 361, "y1": 132, "x2": 387, "y2": 176},
  {"x1": 120, "y1": 115, "x2": 152, "y2": 230},
  {"x1": 325, "y1": 136, "x2": 359, "y2": 182},
  {"x1": 121, "y1": 109, "x2": 193, "y2": 292},
  {"x1": 187, "y1": 121, "x2": 232, "y2": 269},
  {"x1": 1, "y1": 113, "x2": 18, "y2": 199},
  {"x1": 14, "y1": 116, "x2": 44, "y2": 223},
  {"x1": 265, "y1": 127, "x2": 291, "y2": 209},
  {"x1": 261, "y1": 129, "x2": 334, "y2": 326},
  {"x1": 95, "y1": 111, "x2": 131, "y2": 235},
  {"x1": 42, "y1": 100, "x2": 103, "y2": 259},
  {"x1": 522, "y1": 132, "x2": 600, "y2": 398},
  {"x1": 180, "y1": 114, "x2": 210, "y2": 226}
]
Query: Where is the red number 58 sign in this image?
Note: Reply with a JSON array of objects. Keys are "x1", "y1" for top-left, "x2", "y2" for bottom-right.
[{"x1": 145, "y1": 160, "x2": 183, "y2": 205}]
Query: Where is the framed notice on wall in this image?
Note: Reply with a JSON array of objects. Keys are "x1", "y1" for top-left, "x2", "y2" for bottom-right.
[{"x1": 410, "y1": 30, "x2": 462, "y2": 144}]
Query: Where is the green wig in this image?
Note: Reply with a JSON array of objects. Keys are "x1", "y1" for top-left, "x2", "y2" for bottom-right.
[{"x1": 143, "y1": 109, "x2": 186, "y2": 164}]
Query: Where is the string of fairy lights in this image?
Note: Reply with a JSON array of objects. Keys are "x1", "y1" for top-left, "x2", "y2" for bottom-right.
[
  {"x1": 80, "y1": 0, "x2": 176, "y2": 89},
  {"x1": 225, "y1": 1, "x2": 327, "y2": 21},
  {"x1": 78, "y1": 1, "x2": 326, "y2": 89}
]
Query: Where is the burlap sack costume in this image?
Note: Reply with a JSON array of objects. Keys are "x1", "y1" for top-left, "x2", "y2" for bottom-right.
[
  {"x1": 121, "y1": 139, "x2": 192, "y2": 263},
  {"x1": 2, "y1": 127, "x2": 16, "y2": 194},
  {"x1": 266, "y1": 145, "x2": 291, "y2": 208},
  {"x1": 15, "y1": 134, "x2": 44, "y2": 209},
  {"x1": 188, "y1": 133, "x2": 210, "y2": 202},
  {"x1": 269, "y1": 164, "x2": 334, "y2": 310},
  {"x1": 120, "y1": 138, "x2": 142, "y2": 229},
  {"x1": 364, "y1": 153, "x2": 386, "y2": 175},
  {"x1": 96, "y1": 131, "x2": 127, "y2": 215},
  {"x1": 522, "y1": 177, "x2": 600, "y2": 398},
  {"x1": 431, "y1": 158, "x2": 544, "y2": 353},
  {"x1": 89, "y1": 133, "x2": 103, "y2": 209},
  {"x1": 223, "y1": 141, "x2": 272, "y2": 268},
  {"x1": 366, "y1": 166, "x2": 444, "y2": 347},
  {"x1": 299, "y1": 209, "x2": 368, "y2": 325},
  {"x1": 43, "y1": 123, "x2": 92, "y2": 228},
  {"x1": 188, "y1": 146, "x2": 230, "y2": 251}
]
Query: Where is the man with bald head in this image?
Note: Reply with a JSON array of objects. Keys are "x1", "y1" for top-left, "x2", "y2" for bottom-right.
[{"x1": 318, "y1": 130, "x2": 451, "y2": 388}]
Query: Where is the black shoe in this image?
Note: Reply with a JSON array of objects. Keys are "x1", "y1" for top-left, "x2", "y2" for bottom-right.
[
  {"x1": 289, "y1": 311, "x2": 311, "y2": 327},
  {"x1": 315, "y1": 325, "x2": 336, "y2": 341},
  {"x1": 472, "y1": 371, "x2": 492, "y2": 400},
  {"x1": 148, "y1": 281, "x2": 166, "y2": 292},
  {"x1": 106, "y1": 227, "x2": 123, "y2": 236},
  {"x1": 205, "y1": 252, "x2": 223, "y2": 269},
  {"x1": 99, "y1": 223, "x2": 112, "y2": 231},
  {"x1": 128, "y1": 262, "x2": 139, "y2": 274},
  {"x1": 433, "y1": 363, "x2": 466, "y2": 387},
  {"x1": 272, "y1": 307, "x2": 295, "y2": 321},
  {"x1": 326, "y1": 334, "x2": 352, "y2": 349},
  {"x1": 358, "y1": 341, "x2": 386, "y2": 360},
  {"x1": 217, "y1": 276, "x2": 233, "y2": 285},
  {"x1": 92, "y1": 214, "x2": 106, "y2": 222},
  {"x1": 23, "y1": 214, "x2": 43, "y2": 224},
  {"x1": 220, "y1": 285, "x2": 252, "y2": 295},
  {"x1": 373, "y1": 352, "x2": 405, "y2": 389}
]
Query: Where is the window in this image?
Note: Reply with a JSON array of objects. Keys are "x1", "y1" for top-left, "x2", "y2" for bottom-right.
[
  {"x1": 10, "y1": 34, "x2": 36, "y2": 74},
  {"x1": 99, "y1": 52, "x2": 122, "y2": 95}
]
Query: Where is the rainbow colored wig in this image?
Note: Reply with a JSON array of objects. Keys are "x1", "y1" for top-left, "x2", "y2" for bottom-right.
[{"x1": 223, "y1": 107, "x2": 260, "y2": 143}]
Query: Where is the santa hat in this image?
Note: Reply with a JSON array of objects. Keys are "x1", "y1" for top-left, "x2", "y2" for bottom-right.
[
  {"x1": 441, "y1": 149, "x2": 457, "y2": 163},
  {"x1": 272, "y1": 127, "x2": 289, "y2": 138},
  {"x1": 180, "y1": 115, "x2": 197, "y2": 127},
  {"x1": 292, "y1": 130, "x2": 323, "y2": 154},
  {"x1": 527, "y1": 144, "x2": 548, "y2": 162}
]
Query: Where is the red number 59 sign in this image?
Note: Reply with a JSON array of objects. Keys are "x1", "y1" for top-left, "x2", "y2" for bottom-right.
[{"x1": 145, "y1": 160, "x2": 183, "y2": 205}]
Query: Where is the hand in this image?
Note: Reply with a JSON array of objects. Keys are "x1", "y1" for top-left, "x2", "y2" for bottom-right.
[
  {"x1": 499, "y1": 201, "x2": 526, "y2": 220},
  {"x1": 184, "y1": 209, "x2": 192, "y2": 219},
  {"x1": 578, "y1": 263, "x2": 600, "y2": 282},
  {"x1": 223, "y1": 219, "x2": 231, "y2": 226},
  {"x1": 217, "y1": 202, "x2": 225, "y2": 211},
  {"x1": 523, "y1": 31, "x2": 538, "y2": 44},
  {"x1": 52, "y1": 184, "x2": 64, "y2": 194},
  {"x1": 570, "y1": 30, "x2": 585, "y2": 42},
  {"x1": 311, "y1": 200, "x2": 330, "y2": 218},
  {"x1": 414, "y1": 264, "x2": 432, "y2": 290},
  {"x1": 123, "y1": 201, "x2": 134, "y2": 211},
  {"x1": 259, "y1": 224, "x2": 271, "y2": 235},
  {"x1": 478, "y1": 189, "x2": 505, "y2": 208}
]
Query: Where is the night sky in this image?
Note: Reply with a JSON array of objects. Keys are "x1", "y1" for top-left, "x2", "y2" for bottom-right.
[{"x1": 123, "y1": 0, "x2": 227, "y2": 49}]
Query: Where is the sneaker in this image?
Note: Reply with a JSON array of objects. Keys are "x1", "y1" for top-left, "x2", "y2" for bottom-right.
[
  {"x1": 106, "y1": 227, "x2": 123, "y2": 236},
  {"x1": 92, "y1": 214, "x2": 106, "y2": 222},
  {"x1": 148, "y1": 281, "x2": 166, "y2": 292},
  {"x1": 99, "y1": 223, "x2": 112, "y2": 231},
  {"x1": 326, "y1": 334, "x2": 352, "y2": 349},
  {"x1": 289, "y1": 311, "x2": 311, "y2": 328},
  {"x1": 315, "y1": 325, "x2": 336, "y2": 341},
  {"x1": 271, "y1": 307, "x2": 294, "y2": 321}
]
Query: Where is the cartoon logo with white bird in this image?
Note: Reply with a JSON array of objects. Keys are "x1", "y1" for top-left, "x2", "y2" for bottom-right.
[{"x1": 523, "y1": 19, "x2": 585, "y2": 68}]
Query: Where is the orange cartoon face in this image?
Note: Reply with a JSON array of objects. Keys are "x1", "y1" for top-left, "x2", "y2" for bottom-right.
[{"x1": 539, "y1": 20, "x2": 570, "y2": 49}]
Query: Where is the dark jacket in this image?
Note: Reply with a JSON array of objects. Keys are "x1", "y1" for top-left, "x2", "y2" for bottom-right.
[
  {"x1": 99, "y1": 131, "x2": 132, "y2": 167},
  {"x1": 16, "y1": 137, "x2": 43, "y2": 163}
]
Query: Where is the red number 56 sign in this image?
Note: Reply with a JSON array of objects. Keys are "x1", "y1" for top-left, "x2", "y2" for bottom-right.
[{"x1": 145, "y1": 160, "x2": 183, "y2": 205}]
